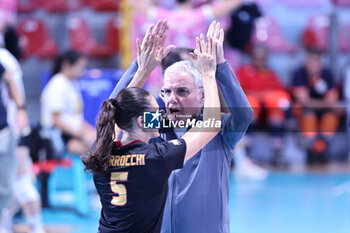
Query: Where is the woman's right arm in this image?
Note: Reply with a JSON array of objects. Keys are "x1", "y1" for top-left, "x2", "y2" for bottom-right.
[
  {"x1": 181, "y1": 35, "x2": 221, "y2": 161},
  {"x1": 109, "y1": 20, "x2": 174, "y2": 97},
  {"x1": 128, "y1": 20, "x2": 175, "y2": 88}
]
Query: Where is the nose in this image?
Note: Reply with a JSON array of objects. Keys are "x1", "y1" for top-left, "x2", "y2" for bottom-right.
[
  {"x1": 168, "y1": 90, "x2": 178, "y2": 103},
  {"x1": 165, "y1": 93, "x2": 179, "y2": 108}
]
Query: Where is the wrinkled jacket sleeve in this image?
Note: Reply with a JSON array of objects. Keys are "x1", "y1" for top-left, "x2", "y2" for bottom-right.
[
  {"x1": 109, "y1": 60, "x2": 138, "y2": 98},
  {"x1": 216, "y1": 61, "x2": 253, "y2": 151}
]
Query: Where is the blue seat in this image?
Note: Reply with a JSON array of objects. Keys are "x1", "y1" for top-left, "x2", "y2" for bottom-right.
[{"x1": 48, "y1": 153, "x2": 91, "y2": 215}]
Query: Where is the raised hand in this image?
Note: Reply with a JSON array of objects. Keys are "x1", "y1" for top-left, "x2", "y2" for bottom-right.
[
  {"x1": 136, "y1": 29, "x2": 160, "y2": 72},
  {"x1": 192, "y1": 34, "x2": 217, "y2": 77},
  {"x1": 206, "y1": 20, "x2": 225, "y2": 65},
  {"x1": 129, "y1": 20, "x2": 175, "y2": 88},
  {"x1": 137, "y1": 19, "x2": 175, "y2": 74},
  {"x1": 154, "y1": 19, "x2": 174, "y2": 56}
]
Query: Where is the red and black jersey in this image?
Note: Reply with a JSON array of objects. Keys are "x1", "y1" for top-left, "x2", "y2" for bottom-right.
[{"x1": 93, "y1": 138, "x2": 186, "y2": 233}]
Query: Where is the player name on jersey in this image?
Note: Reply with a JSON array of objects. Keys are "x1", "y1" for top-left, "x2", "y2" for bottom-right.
[{"x1": 109, "y1": 154, "x2": 146, "y2": 167}]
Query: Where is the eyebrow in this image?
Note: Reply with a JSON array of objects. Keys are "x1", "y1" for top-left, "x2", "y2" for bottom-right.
[{"x1": 163, "y1": 87, "x2": 188, "y2": 89}]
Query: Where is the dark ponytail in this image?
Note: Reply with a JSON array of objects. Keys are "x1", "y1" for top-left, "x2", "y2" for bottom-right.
[
  {"x1": 82, "y1": 87, "x2": 152, "y2": 173},
  {"x1": 51, "y1": 50, "x2": 83, "y2": 77},
  {"x1": 81, "y1": 99, "x2": 117, "y2": 173}
]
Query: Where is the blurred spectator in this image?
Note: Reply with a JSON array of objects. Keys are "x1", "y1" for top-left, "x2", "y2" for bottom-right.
[
  {"x1": 129, "y1": 0, "x2": 241, "y2": 48},
  {"x1": 0, "y1": 48, "x2": 24, "y2": 129},
  {"x1": 237, "y1": 45, "x2": 291, "y2": 165},
  {"x1": 226, "y1": 2, "x2": 262, "y2": 51},
  {"x1": 41, "y1": 50, "x2": 95, "y2": 155},
  {"x1": 0, "y1": 43, "x2": 44, "y2": 232},
  {"x1": 344, "y1": 63, "x2": 350, "y2": 104},
  {"x1": 0, "y1": 0, "x2": 17, "y2": 28},
  {"x1": 342, "y1": 61, "x2": 350, "y2": 158},
  {"x1": 0, "y1": 62, "x2": 29, "y2": 233},
  {"x1": 291, "y1": 47, "x2": 341, "y2": 164},
  {"x1": 4, "y1": 25, "x2": 22, "y2": 60},
  {"x1": 127, "y1": 0, "x2": 242, "y2": 95}
]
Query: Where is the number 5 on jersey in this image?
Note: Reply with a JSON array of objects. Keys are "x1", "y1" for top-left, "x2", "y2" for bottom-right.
[{"x1": 110, "y1": 172, "x2": 128, "y2": 206}]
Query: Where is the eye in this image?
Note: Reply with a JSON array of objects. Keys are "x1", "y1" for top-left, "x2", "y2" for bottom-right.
[
  {"x1": 164, "y1": 89, "x2": 172, "y2": 95},
  {"x1": 176, "y1": 88, "x2": 190, "y2": 97}
]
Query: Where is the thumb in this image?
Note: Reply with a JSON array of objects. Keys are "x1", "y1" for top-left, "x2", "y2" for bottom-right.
[{"x1": 157, "y1": 47, "x2": 165, "y2": 59}]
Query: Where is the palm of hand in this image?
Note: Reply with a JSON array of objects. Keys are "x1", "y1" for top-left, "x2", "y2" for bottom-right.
[{"x1": 194, "y1": 54, "x2": 216, "y2": 75}]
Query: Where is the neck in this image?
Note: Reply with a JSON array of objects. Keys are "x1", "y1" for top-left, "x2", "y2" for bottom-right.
[
  {"x1": 120, "y1": 130, "x2": 150, "y2": 145},
  {"x1": 61, "y1": 70, "x2": 73, "y2": 80}
]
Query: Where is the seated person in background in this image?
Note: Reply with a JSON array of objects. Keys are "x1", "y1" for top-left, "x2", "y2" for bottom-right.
[
  {"x1": 291, "y1": 47, "x2": 341, "y2": 164},
  {"x1": 343, "y1": 61, "x2": 350, "y2": 107},
  {"x1": 343, "y1": 61, "x2": 350, "y2": 157},
  {"x1": 41, "y1": 50, "x2": 96, "y2": 155},
  {"x1": 237, "y1": 45, "x2": 291, "y2": 163}
]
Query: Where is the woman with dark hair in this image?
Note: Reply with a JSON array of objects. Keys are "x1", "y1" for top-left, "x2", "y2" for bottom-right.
[
  {"x1": 41, "y1": 50, "x2": 95, "y2": 155},
  {"x1": 82, "y1": 21, "x2": 221, "y2": 233}
]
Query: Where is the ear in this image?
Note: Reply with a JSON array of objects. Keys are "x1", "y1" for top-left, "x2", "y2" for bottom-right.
[
  {"x1": 136, "y1": 115, "x2": 143, "y2": 129},
  {"x1": 199, "y1": 89, "x2": 205, "y2": 105}
]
